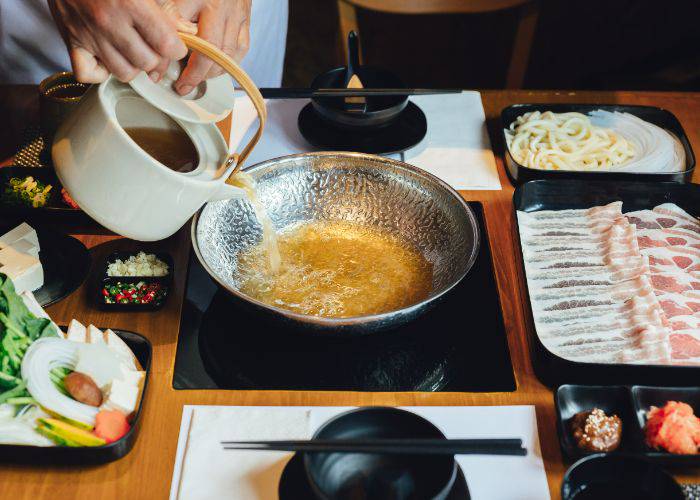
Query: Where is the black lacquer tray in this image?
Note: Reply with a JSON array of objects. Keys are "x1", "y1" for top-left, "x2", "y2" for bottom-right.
[
  {"x1": 514, "y1": 180, "x2": 700, "y2": 387},
  {"x1": 173, "y1": 203, "x2": 516, "y2": 392},
  {"x1": 501, "y1": 104, "x2": 695, "y2": 185},
  {"x1": 556, "y1": 384, "x2": 700, "y2": 466},
  {"x1": 0, "y1": 328, "x2": 151, "y2": 465}
]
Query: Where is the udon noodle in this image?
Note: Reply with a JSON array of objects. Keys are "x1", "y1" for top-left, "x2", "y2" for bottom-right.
[{"x1": 505, "y1": 110, "x2": 685, "y2": 173}]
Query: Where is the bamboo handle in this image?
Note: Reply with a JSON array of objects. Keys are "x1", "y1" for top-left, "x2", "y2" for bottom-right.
[{"x1": 178, "y1": 32, "x2": 266, "y2": 178}]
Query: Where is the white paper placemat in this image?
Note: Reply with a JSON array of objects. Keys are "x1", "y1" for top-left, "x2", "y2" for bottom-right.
[
  {"x1": 169, "y1": 405, "x2": 548, "y2": 500},
  {"x1": 229, "y1": 91, "x2": 501, "y2": 190}
]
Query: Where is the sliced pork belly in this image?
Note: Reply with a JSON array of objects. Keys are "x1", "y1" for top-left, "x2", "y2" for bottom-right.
[
  {"x1": 519, "y1": 201, "x2": 622, "y2": 222},
  {"x1": 518, "y1": 201, "x2": 700, "y2": 366},
  {"x1": 654, "y1": 203, "x2": 700, "y2": 227}
]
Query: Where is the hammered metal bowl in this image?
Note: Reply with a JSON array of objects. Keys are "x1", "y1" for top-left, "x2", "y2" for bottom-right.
[{"x1": 192, "y1": 152, "x2": 479, "y2": 335}]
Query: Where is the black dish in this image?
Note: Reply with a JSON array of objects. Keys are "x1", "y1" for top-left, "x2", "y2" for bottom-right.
[
  {"x1": 556, "y1": 385, "x2": 644, "y2": 461},
  {"x1": 561, "y1": 454, "x2": 684, "y2": 500},
  {"x1": 304, "y1": 408, "x2": 457, "y2": 500},
  {"x1": 513, "y1": 180, "x2": 700, "y2": 387},
  {"x1": 298, "y1": 101, "x2": 427, "y2": 155},
  {"x1": 1, "y1": 222, "x2": 91, "y2": 307},
  {"x1": 280, "y1": 452, "x2": 469, "y2": 500},
  {"x1": 632, "y1": 386, "x2": 700, "y2": 464},
  {"x1": 0, "y1": 328, "x2": 151, "y2": 465},
  {"x1": 501, "y1": 104, "x2": 695, "y2": 185},
  {"x1": 556, "y1": 385, "x2": 700, "y2": 466},
  {"x1": 98, "y1": 251, "x2": 173, "y2": 311},
  {"x1": 0, "y1": 167, "x2": 90, "y2": 223},
  {"x1": 310, "y1": 66, "x2": 408, "y2": 129}
]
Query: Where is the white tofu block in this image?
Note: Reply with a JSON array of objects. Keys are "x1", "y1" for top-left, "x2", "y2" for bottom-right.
[
  {"x1": 66, "y1": 319, "x2": 87, "y2": 343},
  {"x1": 87, "y1": 325, "x2": 105, "y2": 344},
  {"x1": 0, "y1": 223, "x2": 39, "y2": 251},
  {"x1": 8, "y1": 239, "x2": 39, "y2": 259},
  {"x1": 119, "y1": 367, "x2": 144, "y2": 386},
  {"x1": 101, "y1": 379, "x2": 139, "y2": 416},
  {"x1": 105, "y1": 329, "x2": 137, "y2": 369},
  {"x1": 0, "y1": 246, "x2": 43, "y2": 293}
]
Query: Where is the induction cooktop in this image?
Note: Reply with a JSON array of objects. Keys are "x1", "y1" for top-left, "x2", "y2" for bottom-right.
[{"x1": 173, "y1": 203, "x2": 515, "y2": 392}]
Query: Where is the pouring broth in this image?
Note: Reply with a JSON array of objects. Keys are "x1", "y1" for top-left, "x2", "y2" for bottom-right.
[{"x1": 235, "y1": 220, "x2": 434, "y2": 318}]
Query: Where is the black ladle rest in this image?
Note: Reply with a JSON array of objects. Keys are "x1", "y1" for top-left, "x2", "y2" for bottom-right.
[{"x1": 310, "y1": 31, "x2": 408, "y2": 129}]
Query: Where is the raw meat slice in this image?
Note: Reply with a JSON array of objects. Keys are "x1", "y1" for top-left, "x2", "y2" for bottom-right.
[{"x1": 654, "y1": 203, "x2": 700, "y2": 227}]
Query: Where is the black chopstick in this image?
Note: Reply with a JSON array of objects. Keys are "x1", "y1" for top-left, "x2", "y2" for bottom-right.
[
  {"x1": 259, "y1": 88, "x2": 462, "y2": 99},
  {"x1": 221, "y1": 438, "x2": 527, "y2": 456}
]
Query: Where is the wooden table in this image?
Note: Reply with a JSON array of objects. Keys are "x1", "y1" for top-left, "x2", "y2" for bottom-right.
[{"x1": 0, "y1": 88, "x2": 698, "y2": 499}]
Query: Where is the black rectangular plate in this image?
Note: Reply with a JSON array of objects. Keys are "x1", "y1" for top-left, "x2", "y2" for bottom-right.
[
  {"x1": 501, "y1": 104, "x2": 696, "y2": 185},
  {"x1": 172, "y1": 202, "x2": 516, "y2": 392},
  {"x1": 513, "y1": 180, "x2": 700, "y2": 386},
  {"x1": 556, "y1": 385, "x2": 700, "y2": 466},
  {"x1": 556, "y1": 385, "x2": 643, "y2": 462},
  {"x1": 0, "y1": 328, "x2": 151, "y2": 465},
  {"x1": 98, "y1": 252, "x2": 174, "y2": 311},
  {"x1": 0, "y1": 167, "x2": 91, "y2": 223}
]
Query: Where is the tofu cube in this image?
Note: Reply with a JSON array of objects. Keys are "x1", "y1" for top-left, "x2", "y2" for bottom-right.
[
  {"x1": 0, "y1": 246, "x2": 43, "y2": 293},
  {"x1": 101, "y1": 379, "x2": 139, "y2": 416},
  {"x1": 66, "y1": 319, "x2": 87, "y2": 343}
]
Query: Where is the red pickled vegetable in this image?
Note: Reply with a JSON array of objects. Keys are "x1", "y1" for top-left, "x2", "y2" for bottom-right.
[
  {"x1": 645, "y1": 401, "x2": 700, "y2": 454},
  {"x1": 93, "y1": 410, "x2": 130, "y2": 443}
]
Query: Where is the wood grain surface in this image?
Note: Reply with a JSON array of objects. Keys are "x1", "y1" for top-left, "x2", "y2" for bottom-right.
[{"x1": 0, "y1": 88, "x2": 698, "y2": 499}]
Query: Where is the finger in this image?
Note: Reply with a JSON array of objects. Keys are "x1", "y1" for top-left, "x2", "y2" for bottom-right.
[
  {"x1": 233, "y1": 17, "x2": 251, "y2": 62},
  {"x1": 70, "y1": 46, "x2": 109, "y2": 83},
  {"x1": 133, "y1": 0, "x2": 188, "y2": 61},
  {"x1": 205, "y1": 15, "x2": 246, "y2": 79},
  {"x1": 175, "y1": 6, "x2": 226, "y2": 94},
  {"x1": 150, "y1": 57, "x2": 171, "y2": 83},
  {"x1": 94, "y1": 38, "x2": 140, "y2": 82},
  {"x1": 108, "y1": 25, "x2": 161, "y2": 74}
]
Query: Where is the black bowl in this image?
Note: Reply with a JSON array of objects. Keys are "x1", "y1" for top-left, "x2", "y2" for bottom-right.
[
  {"x1": 310, "y1": 66, "x2": 408, "y2": 129},
  {"x1": 561, "y1": 454, "x2": 684, "y2": 500},
  {"x1": 304, "y1": 408, "x2": 458, "y2": 500}
]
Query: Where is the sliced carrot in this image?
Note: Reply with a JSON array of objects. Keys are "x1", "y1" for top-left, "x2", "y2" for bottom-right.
[{"x1": 93, "y1": 410, "x2": 130, "y2": 444}]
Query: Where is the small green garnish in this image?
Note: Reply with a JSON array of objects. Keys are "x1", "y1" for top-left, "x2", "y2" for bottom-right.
[{"x1": 3, "y1": 176, "x2": 52, "y2": 208}]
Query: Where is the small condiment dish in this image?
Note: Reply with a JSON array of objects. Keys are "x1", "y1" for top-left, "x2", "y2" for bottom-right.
[
  {"x1": 98, "y1": 252, "x2": 173, "y2": 311},
  {"x1": 556, "y1": 385, "x2": 643, "y2": 461}
]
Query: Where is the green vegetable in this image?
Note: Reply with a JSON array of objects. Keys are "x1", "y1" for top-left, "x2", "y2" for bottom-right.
[
  {"x1": 0, "y1": 275, "x2": 60, "y2": 403},
  {"x1": 2, "y1": 177, "x2": 52, "y2": 208}
]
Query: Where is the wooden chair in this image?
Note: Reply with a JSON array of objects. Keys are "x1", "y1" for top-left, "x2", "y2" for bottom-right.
[{"x1": 336, "y1": 0, "x2": 539, "y2": 88}]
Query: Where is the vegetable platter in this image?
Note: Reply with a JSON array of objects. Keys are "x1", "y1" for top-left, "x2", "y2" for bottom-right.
[{"x1": 0, "y1": 273, "x2": 151, "y2": 464}]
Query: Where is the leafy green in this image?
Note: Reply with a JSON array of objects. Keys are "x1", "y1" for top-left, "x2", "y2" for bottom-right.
[
  {"x1": 2, "y1": 177, "x2": 52, "y2": 208},
  {"x1": 0, "y1": 274, "x2": 60, "y2": 403}
]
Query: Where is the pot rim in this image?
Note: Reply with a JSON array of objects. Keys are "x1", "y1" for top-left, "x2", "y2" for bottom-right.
[{"x1": 191, "y1": 151, "x2": 480, "y2": 328}]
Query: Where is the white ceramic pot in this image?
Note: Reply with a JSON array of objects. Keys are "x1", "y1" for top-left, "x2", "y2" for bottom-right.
[{"x1": 52, "y1": 33, "x2": 266, "y2": 241}]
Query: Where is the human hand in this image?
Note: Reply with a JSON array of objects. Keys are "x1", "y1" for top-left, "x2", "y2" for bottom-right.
[
  {"x1": 171, "y1": 0, "x2": 252, "y2": 95},
  {"x1": 48, "y1": 0, "x2": 191, "y2": 83}
]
